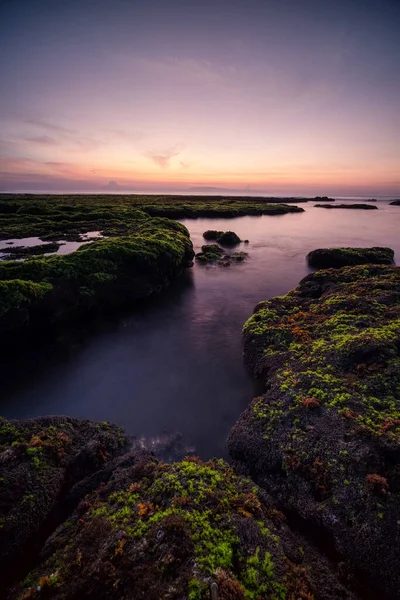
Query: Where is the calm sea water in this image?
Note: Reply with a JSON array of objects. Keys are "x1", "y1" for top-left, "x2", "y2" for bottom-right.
[{"x1": 1, "y1": 201, "x2": 399, "y2": 458}]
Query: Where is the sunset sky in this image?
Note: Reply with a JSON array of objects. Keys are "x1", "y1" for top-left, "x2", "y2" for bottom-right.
[{"x1": 1, "y1": 0, "x2": 399, "y2": 196}]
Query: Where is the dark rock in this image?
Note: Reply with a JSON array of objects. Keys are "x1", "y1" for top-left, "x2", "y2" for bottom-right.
[
  {"x1": 314, "y1": 203, "x2": 378, "y2": 210},
  {"x1": 216, "y1": 231, "x2": 241, "y2": 246},
  {"x1": 0, "y1": 416, "x2": 129, "y2": 594},
  {"x1": 229, "y1": 265, "x2": 400, "y2": 599},
  {"x1": 307, "y1": 247, "x2": 395, "y2": 269},
  {"x1": 389, "y1": 200, "x2": 400, "y2": 206},
  {"x1": 203, "y1": 230, "x2": 223, "y2": 240},
  {"x1": 7, "y1": 453, "x2": 358, "y2": 600},
  {"x1": 313, "y1": 196, "x2": 335, "y2": 202},
  {"x1": 195, "y1": 244, "x2": 224, "y2": 263}
]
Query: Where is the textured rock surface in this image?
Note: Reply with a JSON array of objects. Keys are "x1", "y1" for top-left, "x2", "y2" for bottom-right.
[
  {"x1": 6, "y1": 452, "x2": 357, "y2": 600},
  {"x1": 229, "y1": 265, "x2": 400, "y2": 599},
  {"x1": 307, "y1": 247, "x2": 394, "y2": 269},
  {"x1": 0, "y1": 416, "x2": 129, "y2": 595}
]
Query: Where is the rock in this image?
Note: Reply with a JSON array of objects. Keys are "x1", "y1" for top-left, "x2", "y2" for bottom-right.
[
  {"x1": 307, "y1": 247, "x2": 394, "y2": 269},
  {"x1": 314, "y1": 203, "x2": 378, "y2": 210},
  {"x1": 202, "y1": 230, "x2": 242, "y2": 246},
  {"x1": 0, "y1": 219, "x2": 194, "y2": 336},
  {"x1": 228, "y1": 264, "x2": 400, "y2": 599},
  {"x1": 8, "y1": 454, "x2": 358, "y2": 600},
  {"x1": 313, "y1": 196, "x2": 335, "y2": 202},
  {"x1": 195, "y1": 244, "x2": 224, "y2": 263},
  {"x1": 203, "y1": 230, "x2": 223, "y2": 241},
  {"x1": 389, "y1": 200, "x2": 400, "y2": 206},
  {"x1": 0, "y1": 416, "x2": 129, "y2": 595},
  {"x1": 216, "y1": 231, "x2": 241, "y2": 246}
]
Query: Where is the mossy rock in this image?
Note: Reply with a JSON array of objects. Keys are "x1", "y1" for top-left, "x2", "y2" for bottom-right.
[
  {"x1": 229, "y1": 265, "x2": 400, "y2": 598},
  {"x1": 307, "y1": 247, "x2": 394, "y2": 269},
  {"x1": 203, "y1": 230, "x2": 223, "y2": 241},
  {"x1": 9, "y1": 453, "x2": 356, "y2": 600},
  {"x1": 314, "y1": 203, "x2": 378, "y2": 210},
  {"x1": 0, "y1": 215, "x2": 194, "y2": 335},
  {"x1": 216, "y1": 231, "x2": 241, "y2": 246},
  {"x1": 0, "y1": 416, "x2": 129, "y2": 595},
  {"x1": 195, "y1": 244, "x2": 224, "y2": 263}
]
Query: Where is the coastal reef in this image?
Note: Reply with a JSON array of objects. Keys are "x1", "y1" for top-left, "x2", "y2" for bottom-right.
[
  {"x1": 0, "y1": 195, "x2": 304, "y2": 224},
  {"x1": 229, "y1": 264, "x2": 400, "y2": 599},
  {"x1": 1, "y1": 418, "x2": 357, "y2": 600},
  {"x1": 0, "y1": 212, "x2": 194, "y2": 335},
  {"x1": 314, "y1": 203, "x2": 377, "y2": 210},
  {"x1": 307, "y1": 247, "x2": 394, "y2": 269}
]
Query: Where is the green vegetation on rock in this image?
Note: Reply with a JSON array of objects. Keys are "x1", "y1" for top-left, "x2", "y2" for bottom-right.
[
  {"x1": 8, "y1": 451, "x2": 352, "y2": 600},
  {"x1": 0, "y1": 199, "x2": 194, "y2": 334},
  {"x1": 314, "y1": 203, "x2": 378, "y2": 210},
  {"x1": 230, "y1": 264, "x2": 400, "y2": 598},
  {"x1": 307, "y1": 247, "x2": 394, "y2": 269}
]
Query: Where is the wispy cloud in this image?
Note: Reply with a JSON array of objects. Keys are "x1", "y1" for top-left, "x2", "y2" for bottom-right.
[{"x1": 144, "y1": 144, "x2": 186, "y2": 168}]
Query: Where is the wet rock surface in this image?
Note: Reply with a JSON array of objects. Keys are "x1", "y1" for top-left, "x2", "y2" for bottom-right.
[
  {"x1": 229, "y1": 265, "x2": 400, "y2": 599},
  {"x1": 307, "y1": 247, "x2": 394, "y2": 268},
  {"x1": 196, "y1": 244, "x2": 248, "y2": 266}
]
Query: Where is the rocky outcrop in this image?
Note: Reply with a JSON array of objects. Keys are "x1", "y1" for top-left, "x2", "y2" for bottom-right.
[
  {"x1": 307, "y1": 247, "x2": 394, "y2": 268},
  {"x1": 314, "y1": 204, "x2": 378, "y2": 210},
  {"x1": 196, "y1": 244, "x2": 248, "y2": 266},
  {"x1": 0, "y1": 218, "x2": 194, "y2": 336},
  {"x1": 228, "y1": 265, "x2": 400, "y2": 599},
  {"x1": 0, "y1": 416, "x2": 129, "y2": 595},
  {"x1": 2, "y1": 438, "x2": 358, "y2": 600},
  {"x1": 195, "y1": 244, "x2": 224, "y2": 263},
  {"x1": 390, "y1": 200, "x2": 400, "y2": 206},
  {"x1": 203, "y1": 230, "x2": 241, "y2": 246}
]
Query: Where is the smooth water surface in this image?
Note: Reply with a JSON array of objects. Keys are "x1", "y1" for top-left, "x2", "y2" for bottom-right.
[{"x1": 1, "y1": 202, "x2": 399, "y2": 458}]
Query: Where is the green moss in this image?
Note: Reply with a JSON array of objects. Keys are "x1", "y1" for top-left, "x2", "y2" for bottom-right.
[{"x1": 0, "y1": 211, "x2": 193, "y2": 333}]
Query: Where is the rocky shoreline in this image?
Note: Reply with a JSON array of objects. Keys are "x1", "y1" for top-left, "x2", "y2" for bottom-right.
[
  {"x1": 229, "y1": 264, "x2": 400, "y2": 599},
  {"x1": 2, "y1": 263, "x2": 399, "y2": 599}
]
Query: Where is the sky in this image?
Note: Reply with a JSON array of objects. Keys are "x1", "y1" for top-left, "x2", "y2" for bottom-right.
[{"x1": 0, "y1": 0, "x2": 399, "y2": 197}]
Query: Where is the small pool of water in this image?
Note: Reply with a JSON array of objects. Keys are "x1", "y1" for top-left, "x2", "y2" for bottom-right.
[{"x1": 0, "y1": 231, "x2": 104, "y2": 260}]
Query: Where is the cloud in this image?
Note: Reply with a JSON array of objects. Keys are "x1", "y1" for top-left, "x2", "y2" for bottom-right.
[
  {"x1": 23, "y1": 135, "x2": 58, "y2": 146},
  {"x1": 145, "y1": 145, "x2": 185, "y2": 168},
  {"x1": 103, "y1": 180, "x2": 121, "y2": 189}
]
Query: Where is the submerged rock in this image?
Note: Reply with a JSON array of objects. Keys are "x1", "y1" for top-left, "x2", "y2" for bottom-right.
[
  {"x1": 314, "y1": 203, "x2": 378, "y2": 210},
  {"x1": 307, "y1": 247, "x2": 394, "y2": 268},
  {"x1": 229, "y1": 265, "x2": 400, "y2": 599},
  {"x1": 6, "y1": 449, "x2": 357, "y2": 600}
]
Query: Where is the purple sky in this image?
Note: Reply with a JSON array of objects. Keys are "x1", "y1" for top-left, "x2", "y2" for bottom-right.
[{"x1": 1, "y1": 0, "x2": 399, "y2": 196}]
